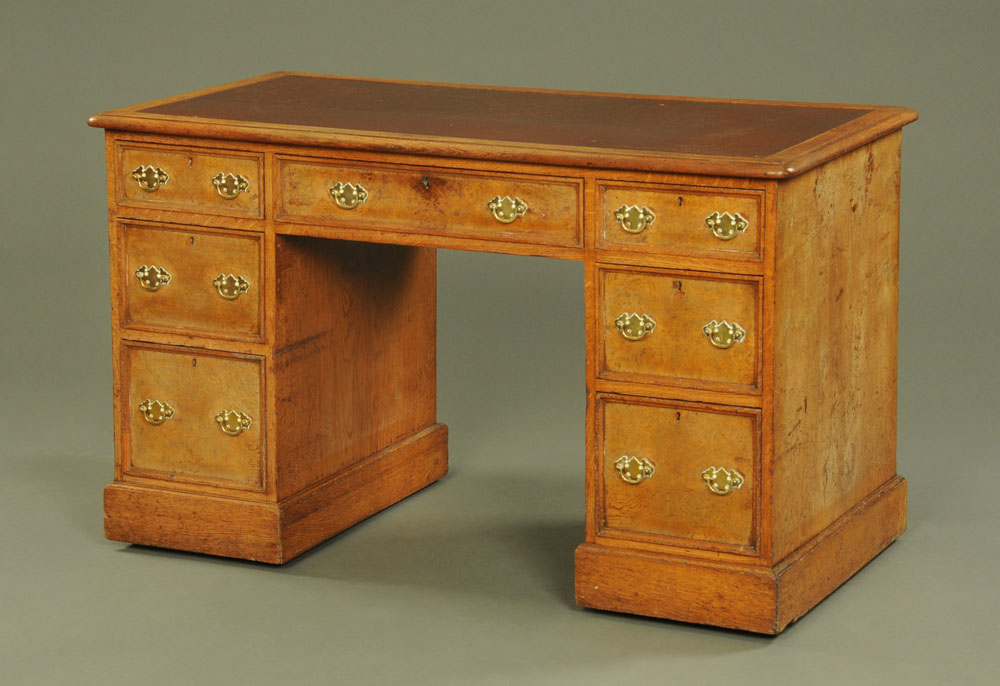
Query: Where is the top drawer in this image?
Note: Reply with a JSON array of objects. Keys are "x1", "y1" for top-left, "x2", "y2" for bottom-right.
[
  {"x1": 276, "y1": 157, "x2": 582, "y2": 249},
  {"x1": 118, "y1": 142, "x2": 263, "y2": 219},
  {"x1": 599, "y1": 181, "x2": 763, "y2": 262}
]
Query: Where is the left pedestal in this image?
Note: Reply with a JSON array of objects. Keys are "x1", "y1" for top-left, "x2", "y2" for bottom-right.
[{"x1": 105, "y1": 197, "x2": 444, "y2": 562}]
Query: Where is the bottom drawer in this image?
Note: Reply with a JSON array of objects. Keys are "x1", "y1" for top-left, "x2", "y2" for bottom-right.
[
  {"x1": 599, "y1": 395, "x2": 759, "y2": 553},
  {"x1": 122, "y1": 343, "x2": 265, "y2": 491}
]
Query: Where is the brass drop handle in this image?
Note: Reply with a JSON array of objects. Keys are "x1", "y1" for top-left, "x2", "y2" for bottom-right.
[
  {"x1": 330, "y1": 182, "x2": 368, "y2": 209},
  {"x1": 135, "y1": 265, "x2": 172, "y2": 291},
  {"x1": 705, "y1": 211, "x2": 749, "y2": 240},
  {"x1": 615, "y1": 312, "x2": 656, "y2": 341},
  {"x1": 614, "y1": 455, "x2": 655, "y2": 484},
  {"x1": 212, "y1": 172, "x2": 250, "y2": 199},
  {"x1": 702, "y1": 466, "x2": 744, "y2": 495},
  {"x1": 614, "y1": 204, "x2": 656, "y2": 234},
  {"x1": 216, "y1": 410, "x2": 253, "y2": 436},
  {"x1": 488, "y1": 195, "x2": 528, "y2": 224},
  {"x1": 138, "y1": 399, "x2": 175, "y2": 425},
  {"x1": 132, "y1": 165, "x2": 169, "y2": 192},
  {"x1": 214, "y1": 273, "x2": 251, "y2": 300},
  {"x1": 703, "y1": 320, "x2": 746, "y2": 349}
]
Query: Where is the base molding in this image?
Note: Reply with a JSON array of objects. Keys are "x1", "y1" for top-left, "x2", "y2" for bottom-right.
[
  {"x1": 105, "y1": 423, "x2": 449, "y2": 563},
  {"x1": 575, "y1": 475, "x2": 907, "y2": 634}
]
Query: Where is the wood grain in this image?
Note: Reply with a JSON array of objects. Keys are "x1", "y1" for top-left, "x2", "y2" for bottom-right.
[
  {"x1": 770, "y1": 132, "x2": 902, "y2": 562},
  {"x1": 123, "y1": 343, "x2": 265, "y2": 491},
  {"x1": 576, "y1": 473, "x2": 905, "y2": 633},
  {"x1": 104, "y1": 423, "x2": 448, "y2": 563},
  {"x1": 599, "y1": 182, "x2": 763, "y2": 263},
  {"x1": 280, "y1": 423, "x2": 448, "y2": 560},
  {"x1": 277, "y1": 156, "x2": 582, "y2": 248},
  {"x1": 272, "y1": 236, "x2": 438, "y2": 499},
  {"x1": 575, "y1": 543, "x2": 779, "y2": 633},
  {"x1": 599, "y1": 395, "x2": 759, "y2": 553},
  {"x1": 122, "y1": 222, "x2": 262, "y2": 340},
  {"x1": 92, "y1": 76, "x2": 916, "y2": 632},
  {"x1": 118, "y1": 141, "x2": 262, "y2": 218},
  {"x1": 599, "y1": 266, "x2": 761, "y2": 392}
]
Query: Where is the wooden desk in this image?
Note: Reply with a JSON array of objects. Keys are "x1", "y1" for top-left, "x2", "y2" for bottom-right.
[{"x1": 89, "y1": 73, "x2": 917, "y2": 633}]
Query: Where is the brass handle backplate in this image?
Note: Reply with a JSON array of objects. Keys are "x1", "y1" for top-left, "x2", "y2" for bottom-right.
[
  {"x1": 213, "y1": 273, "x2": 251, "y2": 300},
  {"x1": 614, "y1": 455, "x2": 655, "y2": 484},
  {"x1": 488, "y1": 195, "x2": 528, "y2": 224},
  {"x1": 216, "y1": 410, "x2": 253, "y2": 436},
  {"x1": 702, "y1": 466, "x2": 744, "y2": 495},
  {"x1": 703, "y1": 320, "x2": 746, "y2": 349},
  {"x1": 705, "y1": 211, "x2": 749, "y2": 240},
  {"x1": 135, "y1": 264, "x2": 172, "y2": 291},
  {"x1": 212, "y1": 172, "x2": 250, "y2": 199},
  {"x1": 614, "y1": 204, "x2": 656, "y2": 234},
  {"x1": 132, "y1": 165, "x2": 169, "y2": 192},
  {"x1": 330, "y1": 182, "x2": 368, "y2": 209},
  {"x1": 138, "y1": 399, "x2": 174, "y2": 425},
  {"x1": 614, "y1": 312, "x2": 656, "y2": 341}
]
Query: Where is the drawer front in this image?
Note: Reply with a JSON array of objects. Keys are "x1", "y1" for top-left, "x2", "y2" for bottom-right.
[
  {"x1": 600, "y1": 267, "x2": 760, "y2": 391},
  {"x1": 600, "y1": 396, "x2": 758, "y2": 551},
  {"x1": 277, "y1": 158, "x2": 582, "y2": 247},
  {"x1": 119, "y1": 143, "x2": 263, "y2": 218},
  {"x1": 124, "y1": 344, "x2": 265, "y2": 491},
  {"x1": 122, "y1": 223, "x2": 262, "y2": 339},
  {"x1": 599, "y1": 182, "x2": 762, "y2": 260}
]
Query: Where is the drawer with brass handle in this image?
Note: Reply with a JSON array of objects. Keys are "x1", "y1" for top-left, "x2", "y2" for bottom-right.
[
  {"x1": 599, "y1": 266, "x2": 760, "y2": 392},
  {"x1": 599, "y1": 181, "x2": 763, "y2": 263},
  {"x1": 121, "y1": 223, "x2": 262, "y2": 340},
  {"x1": 123, "y1": 343, "x2": 265, "y2": 491},
  {"x1": 276, "y1": 157, "x2": 582, "y2": 248},
  {"x1": 118, "y1": 142, "x2": 262, "y2": 218},
  {"x1": 599, "y1": 394, "x2": 759, "y2": 553}
]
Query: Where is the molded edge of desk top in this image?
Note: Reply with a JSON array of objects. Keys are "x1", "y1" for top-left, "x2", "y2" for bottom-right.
[{"x1": 88, "y1": 72, "x2": 918, "y2": 179}]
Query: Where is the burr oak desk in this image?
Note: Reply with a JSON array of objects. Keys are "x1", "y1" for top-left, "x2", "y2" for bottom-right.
[{"x1": 89, "y1": 73, "x2": 917, "y2": 633}]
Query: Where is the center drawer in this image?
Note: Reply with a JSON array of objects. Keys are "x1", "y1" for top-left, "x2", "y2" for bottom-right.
[
  {"x1": 599, "y1": 266, "x2": 761, "y2": 392},
  {"x1": 276, "y1": 157, "x2": 582, "y2": 248},
  {"x1": 122, "y1": 343, "x2": 265, "y2": 492},
  {"x1": 599, "y1": 395, "x2": 759, "y2": 553}
]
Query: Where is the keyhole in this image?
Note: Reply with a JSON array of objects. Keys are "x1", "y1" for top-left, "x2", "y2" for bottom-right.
[
  {"x1": 188, "y1": 158, "x2": 193, "y2": 167},
  {"x1": 192, "y1": 358, "x2": 197, "y2": 367},
  {"x1": 676, "y1": 412, "x2": 681, "y2": 422},
  {"x1": 190, "y1": 236, "x2": 195, "y2": 246},
  {"x1": 678, "y1": 196, "x2": 683, "y2": 206},
  {"x1": 421, "y1": 177, "x2": 430, "y2": 190}
]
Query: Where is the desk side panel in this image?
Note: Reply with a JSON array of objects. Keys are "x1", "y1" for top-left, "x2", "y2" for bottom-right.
[
  {"x1": 771, "y1": 132, "x2": 902, "y2": 562},
  {"x1": 272, "y1": 237, "x2": 438, "y2": 500}
]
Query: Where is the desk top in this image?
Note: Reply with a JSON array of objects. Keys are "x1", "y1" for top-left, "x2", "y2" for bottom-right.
[{"x1": 89, "y1": 72, "x2": 916, "y2": 178}]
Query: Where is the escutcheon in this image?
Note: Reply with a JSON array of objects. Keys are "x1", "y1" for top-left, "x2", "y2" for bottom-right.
[
  {"x1": 614, "y1": 455, "x2": 656, "y2": 484},
  {"x1": 613, "y1": 204, "x2": 656, "y2": 234},
  {"x1": 701, "y1": 466, "x2": 744, "y2": 495},
  {"x1": 131, "y1": 165, "x2": 169, "y2": 192},
  {"x1": 134, "y1": 265, "x2": 172, "y2": 291},
  {"x1": 212, "y1": 172, "x2": 250, "y2": 199},
  {"x1": 614, "y1": 312, "x2": 656, "y2": 341},
  {"x1": 213, "y1": 273, "x2": 251, "y2": 300},
  {"x1": 487, "y1": 195, "x2": 528, "y2": 224},
  {"x1": 138, "y1": 399, "x2": 174, "y2": 425},
  {"x1": 216, "y1": 410, "x2": 253, "y2": 436},
  {"x1": 702, "y1": 320, "x2": 746, "y2": 349},
  {"x1": 705, "y1": 211, "x2": 749, "y2": 240},
  {"x1": 330, "y1": 182, "x2": 368, "y2": 209}
]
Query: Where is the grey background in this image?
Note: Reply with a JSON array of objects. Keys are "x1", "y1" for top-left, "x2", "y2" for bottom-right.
[{"x1": 1, "y1": 0, "x2": 997, "y2": 683}]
